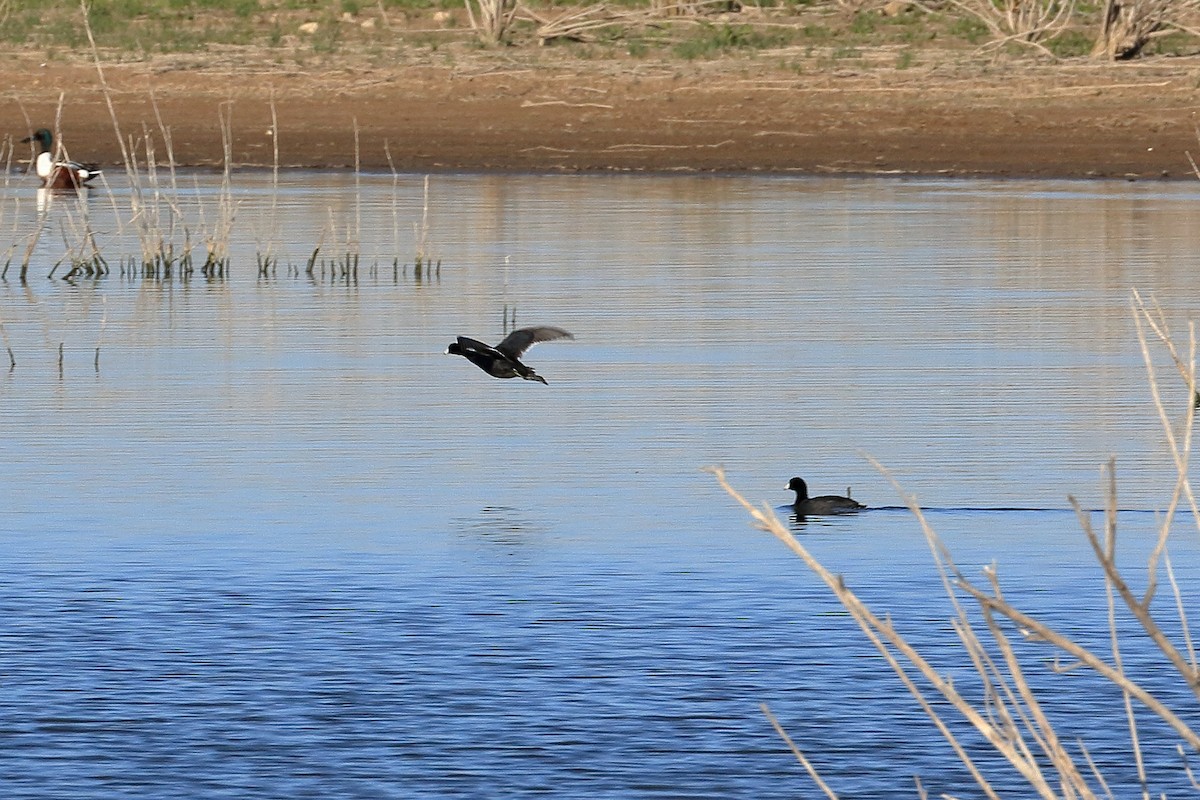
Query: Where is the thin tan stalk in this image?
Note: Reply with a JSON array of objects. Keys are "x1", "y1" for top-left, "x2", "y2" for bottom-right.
[
  {"x1": 268, "y1": 92, "x2": 280, "y2": 265},
  {"x1": 1181, "y1": 743, "x2": 1200, "y2": 788},
  {"x1": 1130, "y1": 293, "x2": 1200, "y2": 566},
  {"x1": 1093, "y1": 462, "x2": 1149, "y2": 799},
  {"x1": 715, "y1": 451, "x2": 1200, "y2": 800},
  {"x1": 716, "y1": 293, "x2": 1200, "y2": 795},
  {"x1": 759, "y1": 703, "x2": 840, "y2": 800},
  {"x1": 952, "y1": 569, "x2": 1200, "y2": 751},
  {"x1": 415, "y1": 174, "x2": 432, "y2": 265},
  {"x1": 384, "y1": 140, "x2": 403, "y2": 277},
  {"x1": 709, "y1": 466, "x2": 1049, "y2": 800},
  {"x1": 1164, "y1": 551, "x2": 1198, "y2": 675},
  {"x1": 81, "y1": 1, "x2": 133, "y2": 180},
  {"x1": 1076, "y1": 738, "x2": 1116, "y2": 800},
  {"x1": 1071, "y1": 478, "x2": 1200, "y2": 697},
  {"x1": 353, "y1": 117, "x2": 362, "y2": 256},
  {"x1": 977, "y1": 570, "x2": 1090, "y2": 795},
  {"x1": 869, "y1": 458, "x2": 1090, "y2": 792}
]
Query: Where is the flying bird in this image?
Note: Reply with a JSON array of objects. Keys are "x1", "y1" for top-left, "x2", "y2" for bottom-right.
[{"x1": 446, "y1": 326, "x2": 574, "y2": 385}]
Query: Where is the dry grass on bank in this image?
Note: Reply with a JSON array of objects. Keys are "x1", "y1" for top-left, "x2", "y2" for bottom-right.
[{"x1": 4, "y1": 0, "x2": 1199, "y2": 71}]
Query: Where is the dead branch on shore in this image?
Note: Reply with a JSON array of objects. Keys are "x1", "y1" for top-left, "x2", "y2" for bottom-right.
[
  {"x1": 948, "y1": 0, "x2": 1076, "y2": 55},
  {"x1": 465, "y1": 0, "x2": 519, "y2": 43},
  {"x1": 1092, "y1": 0, "x2": 1200, "y2": 59},
  {"x1": 517, "y1": 2, "x2": 623, "y2": 44},
  {"x1": 515, "y1": 0, "x2": 742, "y2": 44}
]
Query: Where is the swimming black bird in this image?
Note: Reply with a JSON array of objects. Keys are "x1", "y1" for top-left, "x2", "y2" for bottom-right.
[
  {"x1": 446, "y1": 326, "x2": 574, "y2": 385},
  {"x1": 787, "y1": 477, "x2": 866, "y2": 516}
]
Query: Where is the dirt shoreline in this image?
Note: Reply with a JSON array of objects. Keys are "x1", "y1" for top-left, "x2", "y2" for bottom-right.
[{"x1": 3, "y1": 52, "x2": 1200, "y2": 179}]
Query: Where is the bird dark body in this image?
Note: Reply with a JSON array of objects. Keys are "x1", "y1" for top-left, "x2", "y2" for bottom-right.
[
  {"x1": 446, "y1": 326, "x2": 574, "y2": 385},
  {"x1": 787, "y1": 477, "x2": 866, "y2": 516}
]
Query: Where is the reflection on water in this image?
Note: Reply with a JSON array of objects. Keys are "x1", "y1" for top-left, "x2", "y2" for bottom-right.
[
  {"x1": 457, "y1": 506, "x2": 549, "y2": 547},
  {"x1": 3, "y1": 172, "x2": 1200, "y2": 797}
]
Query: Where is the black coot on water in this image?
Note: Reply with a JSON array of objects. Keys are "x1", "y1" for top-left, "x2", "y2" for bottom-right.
[{"x1": 787, "y1": 477, "x2": 866, "y2": 516}]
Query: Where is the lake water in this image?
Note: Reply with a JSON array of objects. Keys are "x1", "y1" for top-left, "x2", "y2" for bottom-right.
[{"x1": 3, "y1": 171, "x2": 1200, "y2": 798}]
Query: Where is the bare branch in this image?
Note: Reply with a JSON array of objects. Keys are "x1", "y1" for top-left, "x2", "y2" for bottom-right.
[{"x1": 759, "y1": 704, "x2": 841, "y2": 800}]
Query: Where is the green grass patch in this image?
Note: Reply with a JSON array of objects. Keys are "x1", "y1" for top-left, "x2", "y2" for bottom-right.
[
  {"x1": 672, "y1": 22, "x2": 793, "y2": 59},
  {"x1": 1148, "y1": 29, "x2": 1196, "y2": 56},
  {"x1": 1045, "y1": 28, "x2": 1092, "y2": 58},
  {"x1": 799, "y1": 23, "x2": 834, "y2": 42},
  {"x1": 1, "y1": 0, "x2": 1193, "y2": 64},
  {"x1": 848, "y1": 11, "x2": 877, "y2": 36},
  {"x1": 947, "y1": 14, "x2": 989, "y2": 44}
]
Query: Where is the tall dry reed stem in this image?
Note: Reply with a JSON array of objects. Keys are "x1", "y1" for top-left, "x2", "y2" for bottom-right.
[
  {"x1": 82, "y1": 1, "x2": 230, "y2": 280},
  {"x1": 52, "y1": 202, "x2": 109, "y2": 280},
  {"x1": 0, "y1": 135, "x2": 27, "y2": 278},
  {"x1": 50, "y1": 106, "x2": 108, "y2": 281},
  {"x1": 415, "y1": 175, "x2": 432, "y2": 265},
  {"x1": 199, "y1": 101, "x2": 237, "y2": 277},
  {"x1": 255, "y1": 93, "x2": 281, "y2": 278},
  {"x1": 409, "y1": 175, "x2": 440, "y2": 281},
  {"x1": 384, "y1": 140, "x2": 402, "y2": 279},
  {"x1": 710, "y1": 292, "x2": 1200, "y2": 797},
  {"x1": 83, "y1": 4, "x2": 165, "y2": 273},
  {"x1": 353, "y1": 118, "x2": 362, "y2": 257}
]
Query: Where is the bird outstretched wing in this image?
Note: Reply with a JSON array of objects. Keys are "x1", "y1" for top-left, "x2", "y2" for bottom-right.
[{"x1": 496, "y1": 326, "x2": 574, "y2": 359}]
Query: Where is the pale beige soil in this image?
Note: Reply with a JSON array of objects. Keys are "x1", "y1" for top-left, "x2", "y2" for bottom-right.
[{"x1": 1, "y1": 47, "x2": 1199, "y2": 178}]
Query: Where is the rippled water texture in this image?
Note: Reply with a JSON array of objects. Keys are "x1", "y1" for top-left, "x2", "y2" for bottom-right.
[{"x1": 3, "y1": 173, "x2": 1200, "y2": 798}]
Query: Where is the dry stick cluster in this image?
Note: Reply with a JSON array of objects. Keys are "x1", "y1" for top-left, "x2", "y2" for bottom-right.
[
  {"x1": 949, "y1": 0, "x2": 1077, "y2": 54},
  {"x1": 515, "y1": 0, "x2": 736, "y2": 44},
  {"x1": 710, "y1": 292, "x2": 1200, "y2": 798},
  {"x1": 486, "y1": 0, "x2": 1199, "y2": 58},
  {"x1": 465, "y1": 0, "x2": 519, "y2": 43},
  {"x1": 949, "y1": 0, "x2": 1199, "y2": 58},
  {"x1": 23, "y1": 12, "x2": 437, "y2": 286},
  {"x1": 1092, "y1": 0, "x2": 1200, "y2": 59},
  {"x1": 4, "y1": 4, "x2": 445, "y2": 374},
  {"x1": 254, "y1": 92, "x2": 282, "y2": 279},
  {"x1": 470, "y1": 0, "x2": 733, "y2": 45},
  {"x1": 68, "y1": 2, "x2": 436, "y2": 286},
  {"x1": 81, "y1": 5, "x2": 230, "y2": 281},
  {"x1": 0, "y1": 135, "x2": 35, "y2": 280}
]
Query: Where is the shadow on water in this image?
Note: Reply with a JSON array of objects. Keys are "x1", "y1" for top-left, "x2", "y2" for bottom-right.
[{"x1": 455, "y1": 506, "x2": 548, "y2": 547}]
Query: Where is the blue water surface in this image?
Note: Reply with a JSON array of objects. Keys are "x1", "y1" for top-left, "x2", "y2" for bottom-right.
[{"x1": 3, "y1": 172, "x2": 1200, "y2": 798}]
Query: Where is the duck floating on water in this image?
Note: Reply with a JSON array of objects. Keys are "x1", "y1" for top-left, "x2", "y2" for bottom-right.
[
  {"x1": 446, "y1": 326, "x2": 573, "y2": 385},
  {"x1": 21, "y1": 129, "x2": 102, "y2": 190},
  {"x1": 787, "y1": 477, "x2": 866, "y2": 516}
]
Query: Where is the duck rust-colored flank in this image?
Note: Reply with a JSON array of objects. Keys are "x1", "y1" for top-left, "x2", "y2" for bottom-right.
[{"x1": 1, "y1": 51, "x2": 1196, "y2": 179}]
